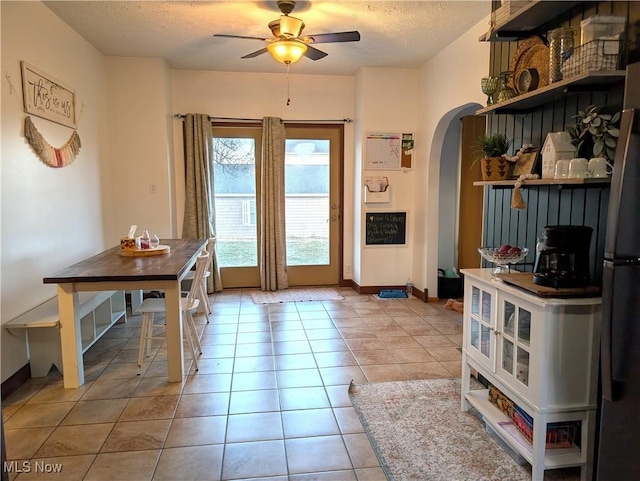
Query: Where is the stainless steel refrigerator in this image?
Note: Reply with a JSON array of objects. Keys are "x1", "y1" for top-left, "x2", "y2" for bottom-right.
[{"x1": 596, "y1": 62, "x2": 640, "y2": 480}]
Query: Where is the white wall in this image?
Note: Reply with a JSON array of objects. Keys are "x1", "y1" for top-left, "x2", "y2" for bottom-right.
[
  {"x1": 1, "y1": 1, "x2": 111, "y2": 382},
  {"x1": 105, "y1": 57, "x2": 175, "y2": 242},
  {"x1": 354, "y1": 67, "x2": 419, "y2": 287},
  {"x1": 414, "y1": 15, "x2": 490, "y2": 298}
]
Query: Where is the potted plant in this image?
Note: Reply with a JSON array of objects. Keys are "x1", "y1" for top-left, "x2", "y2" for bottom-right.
[
  {"x1": 474, "y1": 133, "x2": 513, "y2": 181},
  {"x1": 565, "y1": 105, "x2": 620, "y2": 161}
]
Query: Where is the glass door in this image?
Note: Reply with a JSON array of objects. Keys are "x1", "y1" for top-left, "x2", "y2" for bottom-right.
[
  {"x1": 284, "y1": 126, "x2": 341, "y2": 286},
  {"x1": 468, "y1": 284, "x2": 496, "y2": 371},
  {"x1": 498, "y1": 299, "x2": 532, "y2": 392},
  {"x1": 212, "y1": 124, "x2": 342, "y2": 288}
]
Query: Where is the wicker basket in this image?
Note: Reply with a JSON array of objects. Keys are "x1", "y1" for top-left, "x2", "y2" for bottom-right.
[
  {"x1": 562, "y1": 39, "x2": 623, "y2": 79},
  {"x1": 480, "y1": 157, "x2": 511, "y2": 181}
]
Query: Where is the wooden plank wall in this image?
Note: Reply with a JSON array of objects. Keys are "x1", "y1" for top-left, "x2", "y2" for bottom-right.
[{"x1": 482, "y1": 1, "x2": 639, "y2": 285}]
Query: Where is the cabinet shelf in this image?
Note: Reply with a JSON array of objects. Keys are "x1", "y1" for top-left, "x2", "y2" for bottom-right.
[
  {"x1": 465, "y1": 390, "x2": 582, "y2": 467},
  {"x1": 476, "y1": 71, "x2": 626, "y2": 115},
  {"x1": 480, "y1": 1, "x2": 581, "y2": 42},
  {"x1": 474, "y1": 178, "x2": 611, "y2": 188}
]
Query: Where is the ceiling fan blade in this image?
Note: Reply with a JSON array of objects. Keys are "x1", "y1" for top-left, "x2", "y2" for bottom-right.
[
  {"x1": 304, "y1": 45, "x2": 328, "y2": 61},
  {"x1": 214, "y1": 34, "x2": 269, "y2": 41},
  {"x1": 304, "y1": 31, "x2": 361, "y2": 44},
  {"x1": 241, "y1": 48, "x2": 269, "y2": 59}
]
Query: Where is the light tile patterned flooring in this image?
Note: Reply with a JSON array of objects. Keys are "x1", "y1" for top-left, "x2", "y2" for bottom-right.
[{"x1": 2, "y1": 288, "x2": 463, "y2": 481}]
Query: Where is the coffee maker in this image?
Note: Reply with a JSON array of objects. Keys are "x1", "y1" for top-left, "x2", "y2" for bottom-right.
[{"x1": 533, "y1": 225, "x2": 592, "y2": 288}]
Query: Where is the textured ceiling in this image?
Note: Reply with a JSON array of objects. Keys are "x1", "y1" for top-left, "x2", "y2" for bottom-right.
[{"x1": 44, "y1": 1, "x2": 490, "y2": 76}]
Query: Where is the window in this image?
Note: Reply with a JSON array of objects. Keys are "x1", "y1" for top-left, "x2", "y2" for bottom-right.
[{"x1": 241, "y1": 199, "x2": 256, "y2": 226}]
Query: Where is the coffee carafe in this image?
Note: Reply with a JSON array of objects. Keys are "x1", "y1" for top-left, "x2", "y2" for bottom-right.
[{"x1": 533, "y1": 225, "x2": 592, "y2": 288}]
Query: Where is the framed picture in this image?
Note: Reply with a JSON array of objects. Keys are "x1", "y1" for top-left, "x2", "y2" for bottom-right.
[{"x1": 511, "y1": 148, "x2": 539, "y2": 178}]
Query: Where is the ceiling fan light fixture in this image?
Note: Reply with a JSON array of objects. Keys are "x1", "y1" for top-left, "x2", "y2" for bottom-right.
[
  {"x1": 267, "y1": 39, "x2": 307, "y2": 64},
  {"x1": 279, "y1": 15, "x2": 305, "y2": 37}
]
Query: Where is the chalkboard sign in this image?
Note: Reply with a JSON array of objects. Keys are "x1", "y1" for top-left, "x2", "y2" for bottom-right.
[{"x1": 365, "y1": 212, "x2": 407, "y2": 245}]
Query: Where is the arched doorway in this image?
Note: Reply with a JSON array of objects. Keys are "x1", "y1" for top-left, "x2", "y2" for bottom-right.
[{"x1": 429, "y1": 103, "x2": 484, "y2": 298}]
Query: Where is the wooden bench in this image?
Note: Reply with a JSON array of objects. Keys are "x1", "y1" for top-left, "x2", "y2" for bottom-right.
[{"x1": 5, "y1": 291, "x2": 127, "y2": 377}]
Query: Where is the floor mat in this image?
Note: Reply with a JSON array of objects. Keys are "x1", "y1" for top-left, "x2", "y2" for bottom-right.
[{"x1": 250, "y1": 287, "x2": 345, "y2": 304}]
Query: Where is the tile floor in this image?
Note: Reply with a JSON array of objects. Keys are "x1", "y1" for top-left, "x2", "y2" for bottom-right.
[{"x1": 2, "y1": 288, "x2": 463, "y2": 481}]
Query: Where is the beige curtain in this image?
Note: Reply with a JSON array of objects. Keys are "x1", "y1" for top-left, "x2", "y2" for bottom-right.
[
  {"x1": 182, "y1": 113, "x2": 223, "y2": 292},
  {"x1": 259, "y1": 117, "x2": 289, "y2": 291}
]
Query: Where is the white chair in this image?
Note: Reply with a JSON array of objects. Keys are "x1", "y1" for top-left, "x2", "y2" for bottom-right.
[
  {"x1": 135, "y1": 251, "x2": 210, "y2": 374},
  {"x1": 182, "y1": 237, "x2": 216, "y2": 319}
]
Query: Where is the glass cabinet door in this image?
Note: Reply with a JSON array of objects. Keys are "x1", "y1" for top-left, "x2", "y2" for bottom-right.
[
  {"x1": 499, "y1": 299, "x2": 531, "y2": 388},
  {"x1": 501, "y1": 301, "x2": 516, "y2": 375},
  {"x1": 469, "y1": 285, "x2": 494, "y2": 365}
]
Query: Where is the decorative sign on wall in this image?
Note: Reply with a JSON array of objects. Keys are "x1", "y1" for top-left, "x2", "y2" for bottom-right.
[
  {"x1": 21, "y1": 61, "x2": 77, "y2": 129},
  {"x1": 365, "y1": 211, "x2": 407, "y2": 245}
]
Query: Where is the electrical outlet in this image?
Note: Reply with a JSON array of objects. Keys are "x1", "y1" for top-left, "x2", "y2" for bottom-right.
[
  {"x1": 149, "y1": 184, "x2": 157, "y2": 194},
  {"x1": 345, "y1": 265, "x2": 352, "y2": 275}
]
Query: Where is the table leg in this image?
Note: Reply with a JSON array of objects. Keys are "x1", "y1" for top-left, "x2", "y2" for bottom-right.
[
  {"x1": 164, "y1": 281, "x2": 184, "y2": 382},
  {"x1": 57, "y1": 284, "x2": 84, "y2": 388}
]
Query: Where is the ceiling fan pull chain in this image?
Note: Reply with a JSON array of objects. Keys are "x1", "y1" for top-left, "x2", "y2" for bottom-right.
[{"x1": 286, "y1": 63, "x2": 291, "y2": 106}]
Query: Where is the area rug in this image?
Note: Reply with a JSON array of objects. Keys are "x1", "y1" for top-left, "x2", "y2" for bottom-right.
[
  {"x1": 349, "y1": 378, "x2": 581, "y2": 481},
  {"x1": 251, "y1": 287, "x2": 345, "y2": 304}
]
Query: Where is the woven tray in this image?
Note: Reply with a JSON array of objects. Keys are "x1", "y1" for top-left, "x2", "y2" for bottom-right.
[
  {"x1": 520, "y1": 44, "x2": 550, "y2": 89},
  {"x1": 509, "y1": 36, "x2": 546, "y2": 90},
  {"x1": 118, "y1": 245, "x2": 170, "y2": 257}
]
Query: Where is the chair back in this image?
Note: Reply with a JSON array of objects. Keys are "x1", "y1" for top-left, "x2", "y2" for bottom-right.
[
  {"x1": 186, "y1": 252, "x2": 210, "y2": 301},
  {"x1": 206, "y1": 236, "x2": 216, "y2": 254}
]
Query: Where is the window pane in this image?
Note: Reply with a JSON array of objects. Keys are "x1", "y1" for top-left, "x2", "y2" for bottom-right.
[
  {"x1": 285, "y1": 139, "x2": 330, "y2": 266},
  {"x1": 213, "y1": 137, "x2": 257, "y2": 267}
]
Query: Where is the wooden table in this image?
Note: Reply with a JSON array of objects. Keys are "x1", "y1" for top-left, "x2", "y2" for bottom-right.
[{"x1": 43, "y1": 238, "x2": 207, "y2": 388}]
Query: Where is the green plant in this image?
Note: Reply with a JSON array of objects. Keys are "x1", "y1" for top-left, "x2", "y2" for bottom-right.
[
  {"x1": 565, "y1": 105, "x2": 620, "y2": 161},
  {"x1": 473, "y1": 133, "x2": 512, "y2": 166}
]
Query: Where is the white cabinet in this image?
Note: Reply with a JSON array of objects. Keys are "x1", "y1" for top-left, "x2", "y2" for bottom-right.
[{"x1": 461, "y1": 269, "x2": 601, "y2": 481}]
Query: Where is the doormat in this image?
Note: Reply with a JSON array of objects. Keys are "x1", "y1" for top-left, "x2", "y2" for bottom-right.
[{"x1": 251, "y1": 287, "x2": 345, "y2": 304}]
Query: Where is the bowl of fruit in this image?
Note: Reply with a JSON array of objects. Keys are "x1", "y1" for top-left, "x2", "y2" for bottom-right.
[{"x1": 478, "y1": 245, "x2": 529, "y2": 275}]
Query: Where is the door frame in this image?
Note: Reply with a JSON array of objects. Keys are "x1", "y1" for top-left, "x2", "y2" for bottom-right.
[{"x1": 212, "y1": 122, "x2": 345, "y2": 288}]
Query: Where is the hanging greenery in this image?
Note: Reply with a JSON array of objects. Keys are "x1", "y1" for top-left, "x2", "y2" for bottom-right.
[{"x1": 24, "y1": 116, "x2": 81, "y2": 168}]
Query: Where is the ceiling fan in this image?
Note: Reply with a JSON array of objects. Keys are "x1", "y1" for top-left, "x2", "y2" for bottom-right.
[{"x1": 214, "y1": 0, "x2": 361, "y2": 65}]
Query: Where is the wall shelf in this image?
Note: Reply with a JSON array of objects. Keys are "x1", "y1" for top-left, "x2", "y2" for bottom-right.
[
  {"x1": 477, "y1": 71, "x2": 626, "y2": 115},
  {"x1": 480, "y1": 1, "x2": 581, "y2": 42},
  {"x1": 474, "y1": 178, "x2": 611, "y2": 188}
]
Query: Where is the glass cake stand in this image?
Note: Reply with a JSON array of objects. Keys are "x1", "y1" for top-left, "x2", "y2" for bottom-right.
[{"x1": 478, "y1": 247, "x2": 529, "y2": 276}]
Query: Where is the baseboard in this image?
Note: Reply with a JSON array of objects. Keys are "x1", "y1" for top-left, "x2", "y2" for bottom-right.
[{"x1": 1, "y1": 363, "x2": 30, "y2": 401}]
